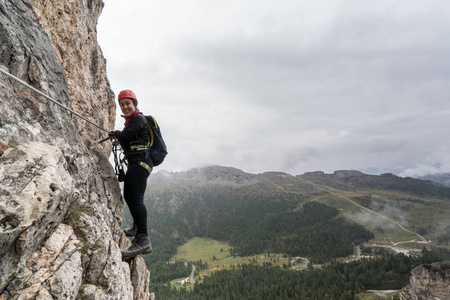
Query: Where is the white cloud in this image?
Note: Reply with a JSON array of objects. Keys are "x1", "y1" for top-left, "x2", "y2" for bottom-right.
[{"x1": 98, "y1": 0, "x2": 450, "y2": 176}]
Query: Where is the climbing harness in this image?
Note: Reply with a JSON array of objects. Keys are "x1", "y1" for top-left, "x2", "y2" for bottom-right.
[
  {"x1": 139, "y1": 161, "x2": 152, "y2": 175},
  {"x1": 0, "y1": 67, "x2": 109, "y2": 133},
  {"x1": 130, "y1": 144, "x2": 147, "y2": 152},
  {"x1": 111, "y1": 140, "x2": 152, "y2": 180}
]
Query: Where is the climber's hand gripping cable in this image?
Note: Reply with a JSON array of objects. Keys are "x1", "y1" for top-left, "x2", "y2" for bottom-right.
[{"x1": 97, "y1": 131, "x2": 116, "y2": 144}]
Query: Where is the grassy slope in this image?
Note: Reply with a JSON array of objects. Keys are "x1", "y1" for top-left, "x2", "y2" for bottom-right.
[
  {"x1": 296, "y1": 172, "x2": 450, "y2": 247},
  {"x1": 282, "y1": 173, "x2": 450, "y2": 247},
  {"x1": 313, "y1": 189, "x2": 450, "y2": 247}
]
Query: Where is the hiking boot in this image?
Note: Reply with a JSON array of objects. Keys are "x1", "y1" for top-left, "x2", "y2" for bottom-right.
[
  {"x1": 122, "y1": 233, "x2": 152, "y2": 258},
  {"x1": 123, "y1": 224, "x2": 137, "y2": 237}
]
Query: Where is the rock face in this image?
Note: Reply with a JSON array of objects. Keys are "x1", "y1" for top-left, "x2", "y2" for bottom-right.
[
  {"x1": 401, "y1": 262, "x2": 450, "y2": 300},
  {"x1": 0, "y1": 1, "x2": 150, "y2": 299}
]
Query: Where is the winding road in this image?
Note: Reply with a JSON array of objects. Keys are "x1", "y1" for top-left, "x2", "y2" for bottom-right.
[
  {"x1": 291, "y1": 257, "x2": 310, "y2": 270},
  {"x1": 190, "y1": 265, "x2": 196, "y2": 284}
]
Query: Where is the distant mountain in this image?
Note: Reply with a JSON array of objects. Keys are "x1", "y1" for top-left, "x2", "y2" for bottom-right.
[
  {"x1": 416, "y1": 173, "x2": 450, "y2": 188},
  {"x1": 300, "y1": 170, "x2": 450, "y2": 198}
]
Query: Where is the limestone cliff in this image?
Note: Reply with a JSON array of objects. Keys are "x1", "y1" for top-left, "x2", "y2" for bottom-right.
[
  {"x1": 400, "y1": 262, "x2": 450, "y2": 300},
  {"x1": 0, "y1": 1, "x2": 151, "y2": 299}
]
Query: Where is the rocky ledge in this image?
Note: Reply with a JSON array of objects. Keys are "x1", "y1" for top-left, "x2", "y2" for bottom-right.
[{"x1": 401, "y1": 261, "x2": 450, "y2": 300}]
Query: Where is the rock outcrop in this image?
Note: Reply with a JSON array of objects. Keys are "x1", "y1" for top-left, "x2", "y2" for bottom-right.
[
  {"x1": 0, "y1": 1, "x2": 150, "y2": 299},
  {"x1": 401, "y1": 261, "x2": 450, "y2": 300}
]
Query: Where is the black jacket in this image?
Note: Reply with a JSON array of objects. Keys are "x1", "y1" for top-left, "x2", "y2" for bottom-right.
[{"x1": 115, "y1": 112, "x2": 149, "y2": 160}]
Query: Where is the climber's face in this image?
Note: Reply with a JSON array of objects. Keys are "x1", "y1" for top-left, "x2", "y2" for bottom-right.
[{"x1": 119, "y1": 98, "x2": 137, "y2": 116}]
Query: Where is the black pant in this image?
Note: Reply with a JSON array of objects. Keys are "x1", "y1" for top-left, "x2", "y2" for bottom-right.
[{"x1": 124, "y1": 162, "x2": 150, "y2": 235}]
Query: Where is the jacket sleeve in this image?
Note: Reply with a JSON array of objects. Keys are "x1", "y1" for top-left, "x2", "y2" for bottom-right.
[{"x1": 115, "y1": 114, "x2": 146, "y2": 145}]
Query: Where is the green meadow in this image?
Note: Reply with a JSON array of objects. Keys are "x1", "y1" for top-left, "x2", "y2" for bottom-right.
[{"x1": 171, "y1": 237, "x2": 306, "y2": 284}]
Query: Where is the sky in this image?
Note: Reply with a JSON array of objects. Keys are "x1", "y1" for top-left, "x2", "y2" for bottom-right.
[{"x1": 97, "y1": 0, "x2": 450, "y2": 177}]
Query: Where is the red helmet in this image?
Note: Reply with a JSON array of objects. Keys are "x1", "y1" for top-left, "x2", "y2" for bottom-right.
[{"x1": 118, "y1": 89, "x2": 137, "y2": 101}]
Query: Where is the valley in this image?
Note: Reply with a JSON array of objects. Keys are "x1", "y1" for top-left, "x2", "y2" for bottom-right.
[
  {"x1": 137, "y1": 166, "x2": 450, "y2": 299},
  {"x1": 169, "y1": 238, "x2": 424, "y2": 288}
]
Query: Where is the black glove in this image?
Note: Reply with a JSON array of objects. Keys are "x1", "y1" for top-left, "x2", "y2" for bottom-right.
[{"x1": 108, "y1": 131, "x2": 116, "y2": 139}]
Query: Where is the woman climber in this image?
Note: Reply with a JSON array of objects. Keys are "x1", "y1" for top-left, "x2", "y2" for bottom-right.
[{"x1": 109, "y1": 89, "x2": 153, "y2": 258}]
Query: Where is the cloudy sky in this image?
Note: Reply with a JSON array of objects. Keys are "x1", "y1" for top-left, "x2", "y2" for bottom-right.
[{"x1": 97, "y1": 0, "x2": 450, "y2": 177}]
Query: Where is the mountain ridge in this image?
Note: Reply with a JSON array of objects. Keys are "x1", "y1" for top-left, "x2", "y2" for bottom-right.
[
  {"x1": 417, "y1": 172, "x2": 450, "y2": 188},
  {"x1": 147, "y1": 165, "x2": 450, "y2": 246},
  {"x1": 152, "y1": 165, "x2": 450, "y2": 197}
]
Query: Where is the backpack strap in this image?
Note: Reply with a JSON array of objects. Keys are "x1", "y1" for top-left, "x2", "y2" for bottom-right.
[
  {"x1": 145, "y1": 115, "x2": 158, "y2": 148},
  {"x1": 148, "y1": 115, "x2": 158, "y2": 128}
]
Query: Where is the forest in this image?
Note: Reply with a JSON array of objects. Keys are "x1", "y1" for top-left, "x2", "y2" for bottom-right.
[
  {"x1": 228, "y1": 202, "x2": 373, "y2": 262},
  {"x1": 143, "y1": 200, "x2": 380, "y2": 296},
  {"x1": 142, "y1": 200, "x2": 374, "y2": 285},
  {"x1": 151, "y1": 247, "x2": 450, "y2": 299},
  {"x1": 144, "y1": 188, "x2": 374, "y2": 263}
]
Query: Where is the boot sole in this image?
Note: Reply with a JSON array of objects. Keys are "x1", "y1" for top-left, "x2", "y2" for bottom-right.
[{"x1": 122, "y1": 246, "x2": 152, "y2": 258}]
